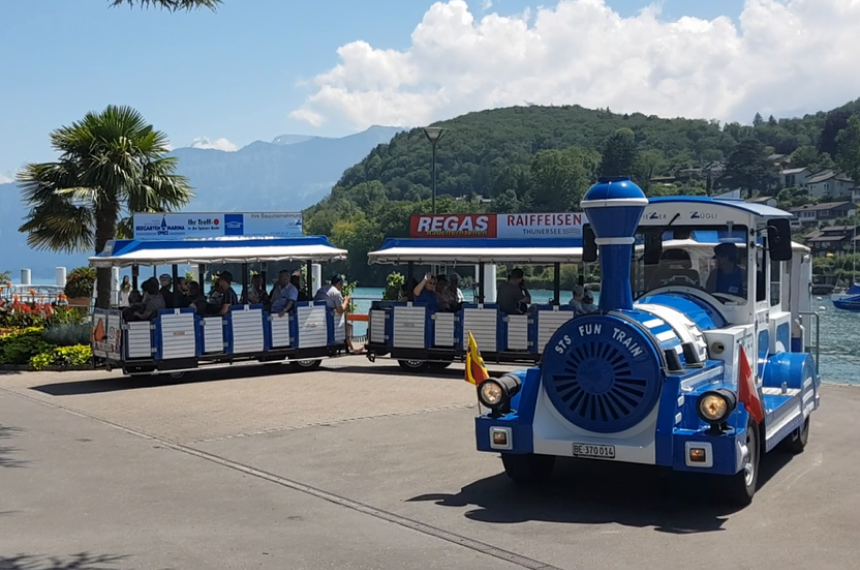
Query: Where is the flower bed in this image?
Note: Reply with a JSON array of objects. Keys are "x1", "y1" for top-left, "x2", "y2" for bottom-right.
[{"x1": 0, "y1": 299, "x2": 94, "y2": 371}]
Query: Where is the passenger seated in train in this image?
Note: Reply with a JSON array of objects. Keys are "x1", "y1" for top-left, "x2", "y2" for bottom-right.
[
  {"x1": 435, "y1": 274, "x2": 454, "y2": 312},
  {"x1": 448, "y1": 273, "x2": 465, "y2": 304},
  {"x1": 290, "y1": 272, "x2": 309, "y2": 302},
  {"x1": 497, "y1": 268, "x2": 531, "y2": 315},
  {"x1": 581, "y1": 290, "x2": 597, "y2": 313},
  {"x1": 242, "y1": 273, "x2": 270, "y2": 306},
  {"x1": 646, "y1": 248, "x2": 701, "y2": 290},
  {"x1": 127, "y1": 278, "x2": 164, "y2": 321},
  {"x1": 569, "y1": 285, "x2": 585, "y2": 313},
  {"x1": 185, "y1": 280, "x2": 208, "y2": 315},
  {"x1": 315, "y1": 275, "x2": 351, "y2": 315},
  {"x1": 158, "y1": 274, "x2": 175, "y2": 309},
  {"x1": 271, "y1": 270, "x2": 299, "y2": 316},
  {"x1": 705, "y1": 242, "x2": 746, "y2": 298},
  {"x1": 204, "y1": 271, "x2": 239, "y2": 316},
  {"x1": 412, "y1": 273, "x2": 440, "y2": 310}
]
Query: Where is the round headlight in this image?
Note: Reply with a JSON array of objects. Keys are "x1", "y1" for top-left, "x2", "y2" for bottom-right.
[
  {"x1": 698, "y1": 393, "x2": 728, "y2": 421},
  {"x1": 479, "y1": 380, "x2": 504, "y2": 407}
]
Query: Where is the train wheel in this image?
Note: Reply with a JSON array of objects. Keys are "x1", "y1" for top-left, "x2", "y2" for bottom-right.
[
  {"x1": 291, "y1": 359, "x2": 322, "y2": 372},
  {"x1": 501, "y1": 453, "x2": 556, "y2": 485},
  {"x1": 779, "y1": 416, "x2": 810, "y2": 454},
  {"x1": 722, "y1": 418, "x2": 760, "y2": 506},
  {"x1": 168, "y1": 371, "x2": 186, "y2": 380},
  {"x1": 397, "y1": 360, "x2": 428, "y2": 372}
]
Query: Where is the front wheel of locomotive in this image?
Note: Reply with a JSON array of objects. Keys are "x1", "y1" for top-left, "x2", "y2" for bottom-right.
[
  {"x1": 501, "y1": 453, "x2": 556, "y2": 485},
  {"x1": 722, "y1": 418, "x2": 760, "y2": 506}
]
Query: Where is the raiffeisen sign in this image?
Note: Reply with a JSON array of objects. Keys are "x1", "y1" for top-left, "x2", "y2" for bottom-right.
[{"x1": 408, "y1": 212, "x2": 586, "y2": 239}]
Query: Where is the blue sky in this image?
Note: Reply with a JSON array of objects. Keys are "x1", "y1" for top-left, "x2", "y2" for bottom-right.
[{"x1": 2, "y1": 0, "x2": 846, "y2": 177}]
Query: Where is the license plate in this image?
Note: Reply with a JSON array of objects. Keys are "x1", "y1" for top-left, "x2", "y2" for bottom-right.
[{"x1": 572, "y1": 443, "x2": 616, "y2": 459}]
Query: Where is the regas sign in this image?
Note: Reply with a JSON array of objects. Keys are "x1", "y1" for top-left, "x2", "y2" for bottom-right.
[{"x1": 409, "y1": 214, "x2": 497, "y2": 238}]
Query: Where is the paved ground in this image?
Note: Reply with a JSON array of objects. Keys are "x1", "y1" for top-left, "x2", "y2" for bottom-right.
[{"x1": 1, "y1": 357, "x2": 857, "y2": 570}]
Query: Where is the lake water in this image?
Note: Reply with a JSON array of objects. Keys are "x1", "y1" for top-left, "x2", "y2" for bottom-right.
[{"x1": 21, "y1": 280, "x2": 858, "y2": 385}]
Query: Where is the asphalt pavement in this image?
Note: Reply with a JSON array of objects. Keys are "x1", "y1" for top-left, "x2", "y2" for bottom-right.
[{"x1": 1, "y1": 357, "x2": 857, "y2": 570}]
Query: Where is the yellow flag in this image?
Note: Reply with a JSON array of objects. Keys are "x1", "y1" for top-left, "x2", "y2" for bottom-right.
[{"x1": 465, "y1": 330, "x2": 490, "y2": 385}]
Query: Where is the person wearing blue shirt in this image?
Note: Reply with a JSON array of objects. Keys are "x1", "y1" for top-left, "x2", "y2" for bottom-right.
[
  {"x1": 706, "y1": 242, "x2": 746, "y2": 298},
  {"x1": 412, "y1": 273, "x2": 440, "y2": 311}
]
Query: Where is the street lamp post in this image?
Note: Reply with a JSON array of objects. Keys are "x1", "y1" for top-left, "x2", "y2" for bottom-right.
[{"x1": 422, "y1": 126, "x2": 445, "y2": 214}]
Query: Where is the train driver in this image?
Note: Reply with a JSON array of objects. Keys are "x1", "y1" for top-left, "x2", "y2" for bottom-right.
[{"x1": 706, "y1": 242, "x2": 746, "y2": 298}]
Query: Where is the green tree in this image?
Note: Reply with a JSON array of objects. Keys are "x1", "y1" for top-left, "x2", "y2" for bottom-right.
[
  {"x1": 836, "y1": 115, "x2": 860, "y2": 183},
  {"x1": 16, "y1": 105, "x2": 193, "y2": 309},
  {"x1": 109, "y1": 0, "x2": 221, "y2": 11},
  {"x1": 528, "y1": 149, "x2": 589, "y2": 211},
  {"x1": 724, "y1": 138, "x2": 771, "y2": 197},
  {"x1": 789, "y1": 145, "x2": 819, "y2": 169},
  {"x1": 599, "y1": 128, "x2": 639, "y2": 178}
]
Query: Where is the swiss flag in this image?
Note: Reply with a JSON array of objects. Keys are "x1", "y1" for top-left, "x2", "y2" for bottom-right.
[{"x1": 738, "y1": 345, "x2": 764, "y2": 424}]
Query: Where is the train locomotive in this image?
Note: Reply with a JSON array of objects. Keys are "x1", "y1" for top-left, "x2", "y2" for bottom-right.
[{"x1": 469, "y1": 177, "x2": 821, "y2": 506}]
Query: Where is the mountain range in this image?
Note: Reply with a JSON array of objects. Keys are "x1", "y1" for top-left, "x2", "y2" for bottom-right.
[{"x1": 0, "y1": 125, "x2": 406, "y2": 279}]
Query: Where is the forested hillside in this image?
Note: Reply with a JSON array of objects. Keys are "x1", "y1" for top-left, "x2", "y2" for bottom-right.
[{"x1": 305, "y1": 99, "x2": 860, "y2": 286}]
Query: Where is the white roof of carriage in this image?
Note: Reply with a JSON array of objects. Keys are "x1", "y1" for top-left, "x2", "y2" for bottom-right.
[
  {"x1": 367, "y1": 238, "x2": 586, "y2": 264},
  {"x1": 89, "y1": 236, "x2": 348, "y2": 267}
]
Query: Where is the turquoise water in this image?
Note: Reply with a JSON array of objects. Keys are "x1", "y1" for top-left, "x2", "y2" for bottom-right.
[{"x1": 21, "y1": 279, "x2": 858, "y2": 385}]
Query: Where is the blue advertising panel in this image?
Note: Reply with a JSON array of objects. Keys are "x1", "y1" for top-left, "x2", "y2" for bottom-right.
[{"x1": 132, "y1": 212, "x2": 303, "y2": 240}]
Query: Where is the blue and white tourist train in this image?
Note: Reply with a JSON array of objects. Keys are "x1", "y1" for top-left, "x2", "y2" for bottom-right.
[
  {"x1": 89, "y1": 215, "x2": 353, "y2": 377},
  {"x1": 469, "y1": 178, "x2": 821, "y2": 505}
]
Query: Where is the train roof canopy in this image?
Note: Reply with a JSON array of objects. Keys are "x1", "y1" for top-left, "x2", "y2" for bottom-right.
[
  {"x1": 368, "y1": 238, "x2": 584, "y2": 265},
  {"x1": 89, "y1": 235, "x2": 348, "y2": 267}
]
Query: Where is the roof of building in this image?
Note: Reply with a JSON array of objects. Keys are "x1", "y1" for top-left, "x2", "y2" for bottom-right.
[
  {"x1": 780, "y1": 167, "x2": 809, "y2": 175},
  {"x1": 747, "y1": 196, "x2": 776, "y2": 204},
  {"x1": 790, "y1": 201, "x2": 857, "y2": 213},
  {"x1": 805, "y1": 169, "x2": 855, "y2": 185},
  {"x1": 807, "y1": 234, "x2": 850, "y2": 243}
]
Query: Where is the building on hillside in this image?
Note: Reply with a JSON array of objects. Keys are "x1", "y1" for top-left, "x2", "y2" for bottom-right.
[
  {"x1": 767, "y1": 154, "x2": 791, "y2": 169},
  {"x1": 852, "y1": 188, "x2": 860, "y2": 204},
  {"x1": 789, "y1": 201, "x2": 858, "y2": 230},
  {"x1": 779, "y1": 167, "x2": 811, "y2": 189},
  {"x1": 747, "y1": 195, "x2": 777, "y2": 208},
  {"x1": 804, "y1": 170, "x2": 856, "y2": 199},
  {"x1": 802, "y1": 225, "x2": 859, "y2": 255}
]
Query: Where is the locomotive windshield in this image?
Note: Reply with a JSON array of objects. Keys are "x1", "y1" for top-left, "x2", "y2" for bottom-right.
[{"x1": 631, "y1": 225, "x2": 752, "y2": 304}]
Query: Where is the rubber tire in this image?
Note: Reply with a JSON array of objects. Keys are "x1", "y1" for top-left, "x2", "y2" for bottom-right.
[
  {"x1": 398, "y1": 360, "x2": 428, "y2": 372},
  {"x1": 291, "y1": 359, "x2": 322, "y2": 372},
  {"x1": 779, "y1": 416, "x2": 810, "y2": 455},
  {"x1": 168, "y1": 371, "x2": 186, "y2": 380},
  {"x1": 501, "y1": 453, "x2": 557, "y2": 485},
  {"x1": 722, "y1": 418, "x2": 760, "y2": 507}
]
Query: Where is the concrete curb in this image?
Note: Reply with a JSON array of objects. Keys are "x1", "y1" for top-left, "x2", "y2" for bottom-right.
[{"x1": 0, "y1": 364, "x2": 94, "y2": 372}]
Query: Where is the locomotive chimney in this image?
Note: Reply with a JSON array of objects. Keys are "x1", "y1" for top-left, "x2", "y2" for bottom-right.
[{"x1": 581, "y1": 176, "x2": 648, "y2": 312}]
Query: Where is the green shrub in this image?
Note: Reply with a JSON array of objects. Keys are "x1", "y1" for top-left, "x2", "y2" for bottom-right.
[
  {"x1": 30, "y1": 345, "x2": 93, "y2": 371},
  {"x1": 0, "y1": 327, "x2": 52, "y2": 365},
  {"x1": 383, "y1": 272, "x2": 405, "y2": 301},
  {"x1": 64, "y1": 266, "x2": 96, "y2": 299},
  {"x1": 42, "y1": 323, "x2": 91, "y2": 346}
]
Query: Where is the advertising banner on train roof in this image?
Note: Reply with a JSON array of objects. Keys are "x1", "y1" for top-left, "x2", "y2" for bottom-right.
[
  {"x1": 408, "y1": 212, "x2": 586, "y2": 239},
  {"x1": 132, "y1": 212, "x2": 303, "y2": 240}
]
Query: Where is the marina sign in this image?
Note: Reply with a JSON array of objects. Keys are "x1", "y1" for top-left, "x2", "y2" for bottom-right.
[{"x1": 132, "y1": 212, "x2": 303, "y2": 240}]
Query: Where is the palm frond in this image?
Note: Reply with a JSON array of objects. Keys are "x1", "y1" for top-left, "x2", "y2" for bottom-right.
[{"x1": 108, "y1": 0, "x2": 221, "y2": 11}]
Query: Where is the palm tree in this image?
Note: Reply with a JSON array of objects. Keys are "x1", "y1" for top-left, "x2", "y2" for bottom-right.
[
  {"x1": 16, "y1": 105, "x2": 193, "y2": 309},
  {"x1": 108, "y1": 0, "x2": 221, "y2": 11}
]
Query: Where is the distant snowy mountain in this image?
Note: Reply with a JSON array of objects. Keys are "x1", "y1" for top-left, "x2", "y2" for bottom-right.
[{"x1": 0, "y1": 125, "x2": 407, "y2": 278}]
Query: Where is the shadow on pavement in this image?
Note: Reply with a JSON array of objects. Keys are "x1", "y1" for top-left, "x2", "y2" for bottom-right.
[
  {"x1": 28, "y1": 361, "x2": 310, "y2": 396},
  {"x1": 409, "y1": 451, "x2": 794, "y2": 534},
  {"x1": 0, "y1": 425, "x2": 27, "y2": 469},
  {"x1": 0, "y1": 553, "x2": 141, "y2": 570}
]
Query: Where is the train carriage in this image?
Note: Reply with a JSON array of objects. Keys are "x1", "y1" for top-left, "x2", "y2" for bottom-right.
[
  {"x1": 89, "y1": 234, "x2": 350, "y2": 377},
  {"x1": 467, "y1": 178, "x2": 821, "y2": 506}
]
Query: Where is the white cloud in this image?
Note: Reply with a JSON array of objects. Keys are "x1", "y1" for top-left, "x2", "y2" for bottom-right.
[
  {"x1": 189, "y1": 137, "x2": 238, "y2": 152},
  {"x1": 0, "y1": 171, "x2": 14, "y2": 184},
  {"x1": 290, "y1": 0, "x2": 860, "y2": 130},
  {"x1": 481, "y1": 0, "x2": 493, "y2": 10}
]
